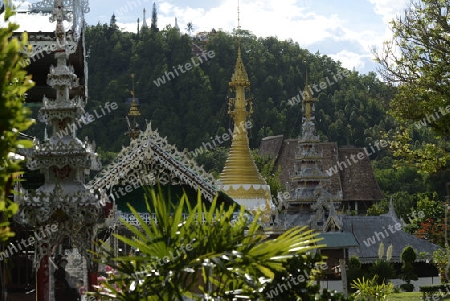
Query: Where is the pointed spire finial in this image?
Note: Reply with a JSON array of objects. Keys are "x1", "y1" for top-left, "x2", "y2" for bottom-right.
[
  {"x1": 237, "y1": 0, "x2": 241, "y2": 31},
  {"x1": 127, "y1": 74, "x2": 141, "y2": 139},
  {"x1": 303, "y1": 65, "x2": 315, "y2": 119},
  {"x1": 142, "y1": 8, "x2": 148, "y2": 28},
  {"x1": 128, "y1": 74, "x2": 141, "y2": 117}
]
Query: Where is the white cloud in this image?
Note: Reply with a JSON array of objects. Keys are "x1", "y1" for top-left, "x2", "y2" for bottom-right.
[
  {"x1": 146, "y1": 0, "x2": 344, "y2": 48},
  {"x1": 367, "y1": 0, "x2": 409, "y2": 24},
  {"x1": 6, "y1": 0, "x2": 410, "y2": 74},
  {"x1": 329, "y1": 50, "x2": 368, "y2": 71}
]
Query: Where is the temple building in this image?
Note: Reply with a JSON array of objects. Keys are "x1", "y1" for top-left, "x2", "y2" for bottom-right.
[
  {"x1": 259, "y1": 95, "x2": 384, "y2": 216},
  {"x1": 258, "y1": 74, "x2": 440, "y2": 284}
]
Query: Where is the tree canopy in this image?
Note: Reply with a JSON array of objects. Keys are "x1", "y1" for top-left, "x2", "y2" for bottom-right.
[
  {"x1": 374, "y1": 0, "x2": 450, "y2": 173},
  {"x1": 0, "y1": 7, "x2": 34, "y2": 241}
]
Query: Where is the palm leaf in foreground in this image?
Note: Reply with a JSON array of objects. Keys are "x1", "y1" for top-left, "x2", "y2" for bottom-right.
[{"x1": 94, "y1": 187, "x2": 322, "y2": 300}]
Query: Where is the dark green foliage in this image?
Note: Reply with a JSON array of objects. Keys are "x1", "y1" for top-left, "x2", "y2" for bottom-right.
[
  {"x1": 369, "y1": 259, "x2": 395, "y2": 284},
  {"x1": 76, "y1": 24, "x2": 395, "y2": 156},
  {"x1": 0, "y1": 7, "x2": 35, "y2": 240},
  {"x1": 347, "y1": 256, "x2": 364, "y2": 291},
  {"x1": 262, "y1": 252, "x2": 351, "y2": 300},
  {"x1": 399, "y1": 283, "x2": 414, "y2": 292},
  {"x1": 400, "y1": 246, "x2": 418, "y2": 291},
  {"x1": 401, "y1": 246, "x2": 417, "y2": 263},
  {"x1": 419, "y1": 283, "x2": 450, "y2": 300},
  {"x1": 419, "y1": 283, "x2": 450, "y2": 293},
  {"x1": 252, "y1": 151, "x2": 283, "y2": 199},
  {"x1": 193, "y1": 147, "x2": 228, "y2": 178}
]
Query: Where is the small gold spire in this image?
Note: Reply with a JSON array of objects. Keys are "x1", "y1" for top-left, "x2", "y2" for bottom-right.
[
  {"x1": 128, "y1": 101, "x2": 141, "y2": 117},
  {"x1": 126, "y1": 74, "x2": 141, "y2": 140},
  {"x1": 303, "y1": 68, "x2": 316, "y2": 119},
  {"x1": 237, "y1": 0, "x2": 241, "y2": 31},
  {"x1": 128, "y1": 74, "x2": 141, "y2": 117},
  {"x1": 229, "y1": 47, "x2": 250, "y2": 89}
]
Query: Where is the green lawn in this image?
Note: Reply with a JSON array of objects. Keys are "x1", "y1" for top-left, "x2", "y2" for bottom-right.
[
  {"x1": 388, "y1": 292, "x2": 421, "y2": 300},
  {"x1": 388, "y1": 292, "x2": 450, "y2": 300}
]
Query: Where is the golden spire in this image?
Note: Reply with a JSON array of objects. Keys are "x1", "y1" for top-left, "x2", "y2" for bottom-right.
[
  {"x1": 128, "y1": 74, "x2": 141, "y2": 117},
  {"x1": 218, "y1": 1, "x2": 271, "y2": 221},
  {"x1": 219, "y1": 25, "x2": 265, "y2": 186},
  {"x1": 303, "y1": 68, "x2": 316, "y2": 120},
  {"x1": 127, "y1": 74, "x2": 141, "y2": 140}
]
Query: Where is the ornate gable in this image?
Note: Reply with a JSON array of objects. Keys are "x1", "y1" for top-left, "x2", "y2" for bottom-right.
[{"x1": 88, "y1": 122, "x2": 219, "y2": 203}]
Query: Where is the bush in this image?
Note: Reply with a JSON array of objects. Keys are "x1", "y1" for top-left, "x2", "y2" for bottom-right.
[
  {"x1": 400, "y1": 246, "x2": 418, "y2": 287},
  {"x1": 419, "y1": 284, "x2": 450, "y2": 300},
  {"x1": 351, "y1": 275, "x2": 394, "y2": 301},
  {"x1": 369, "y1": 259, "x2": 395, "y2": 284},
  {"x1": 347, "y1": 256, "x2": 364, "y2": 291},
  {"x1": 400, "y1": 283, "x2": 414, "y2": 292}
]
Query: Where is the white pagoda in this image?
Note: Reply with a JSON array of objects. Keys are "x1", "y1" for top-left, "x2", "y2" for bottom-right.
[{"x1": 15, "y1": 0, "x2": 103, "y2": 300}]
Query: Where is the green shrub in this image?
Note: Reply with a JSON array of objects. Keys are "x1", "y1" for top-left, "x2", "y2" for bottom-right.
[
  {"x1": 400, "y1": 283, "x2": 414, "y2": 292},
  {"x1": 351, "y1": 275, "x2": 393, "y2": 301}
]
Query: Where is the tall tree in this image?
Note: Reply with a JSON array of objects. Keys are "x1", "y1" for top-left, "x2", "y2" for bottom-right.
[
  {"x1": 151, "y1": 2, "x2": 158, "y2": 32},
  {"x1": 109, "y1": 13, "x2": 117, "y2": 29},
  {"x1": 374, "y1": 0, "x2": 450, "y2": 173},
  {"x1": 0, "y1": 7, "x2": 35, "y2": 298},
  {"x1": 186, "y1": 22, "x2": 194, "y2": 36}
]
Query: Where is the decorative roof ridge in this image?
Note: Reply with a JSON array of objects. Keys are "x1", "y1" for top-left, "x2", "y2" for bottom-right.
[
  {"x1": 261, "y1": 134, "x2": 284, "y2": 141},
  {"x1": 88, "y1": 122, "x2": 218, "y2": 202}
]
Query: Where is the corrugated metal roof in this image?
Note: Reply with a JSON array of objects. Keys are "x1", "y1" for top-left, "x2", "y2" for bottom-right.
[
  {"x1": 342, "y1": 215, "x2": 441, "y2": 263},
  {"x1": 317, "y1": 232, "x2": 359, "y2": 249}
]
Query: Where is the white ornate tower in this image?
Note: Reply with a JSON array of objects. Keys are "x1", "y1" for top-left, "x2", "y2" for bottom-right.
[
  {"x1": 15, "y1": 0, "x2": 102, "y2": 300},
  {"x1": 278, "y1": 73, "x2": 342, "y2": 231}
]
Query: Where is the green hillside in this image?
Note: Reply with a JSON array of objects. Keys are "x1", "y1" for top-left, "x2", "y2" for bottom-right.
[{"x1": 23, "y1": 21, "x2": 448, "y2": 233}]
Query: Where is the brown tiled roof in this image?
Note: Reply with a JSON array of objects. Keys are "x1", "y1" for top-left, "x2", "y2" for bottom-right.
[
  {"x1": 337, "y1": 147, "x2": 384, "y2": 201},
  {"x1": 259, "y1": 135, "x2": 284, "y2": 161},
  {"x1": 259, "y1": 138, "x2": 384, "y2": 202},
  {"x1": 320, "y1": 142, "x2": 343, "y2": 198}
]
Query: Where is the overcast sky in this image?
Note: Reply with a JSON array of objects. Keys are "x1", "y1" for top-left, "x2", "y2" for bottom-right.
[{"x1": 10, "y1": 0, "x2": 410, "y2": 74}]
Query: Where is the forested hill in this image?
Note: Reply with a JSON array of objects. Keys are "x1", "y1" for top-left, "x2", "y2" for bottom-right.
[
  {"x1": 79, "y1": 23, "x2": 396, "y2": 154},
  {"x1": 21, "y1": 21, "x2": 448, "y2": 222}
]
